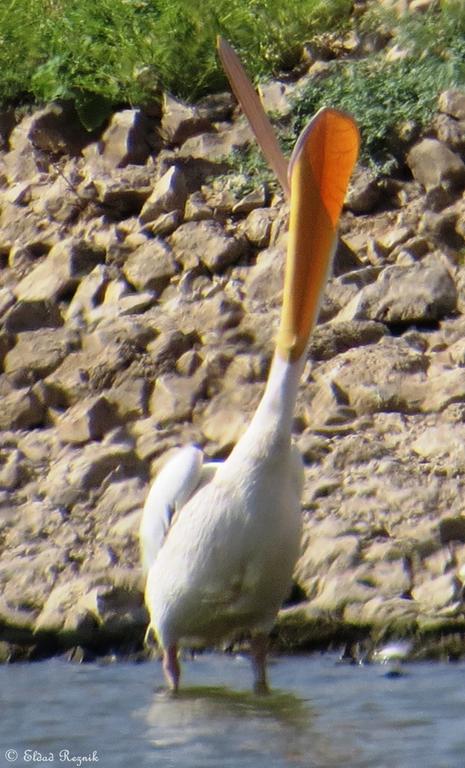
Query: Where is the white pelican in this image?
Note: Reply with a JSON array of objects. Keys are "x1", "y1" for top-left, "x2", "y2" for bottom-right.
[{"x1": 140, "y1": 51, "x2": 359, "y2": 693}]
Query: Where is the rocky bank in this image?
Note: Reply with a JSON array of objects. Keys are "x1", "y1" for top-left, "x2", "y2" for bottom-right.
[{"x1": 2, "y1": 24, "x2": 465, "y2": 664}]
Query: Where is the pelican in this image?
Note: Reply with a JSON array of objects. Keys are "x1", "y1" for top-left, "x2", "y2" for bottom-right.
[{"x1": 140, "y1": 43, "x2": 359, "y2": 693}]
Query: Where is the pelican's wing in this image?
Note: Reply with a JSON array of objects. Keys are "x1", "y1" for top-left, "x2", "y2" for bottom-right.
[
  {"x1": 140, "y1": 446, "x2": 206, "y2": 573},
  {"x1": 217, "y1": 36, "x2": 290, "y2": 198}
]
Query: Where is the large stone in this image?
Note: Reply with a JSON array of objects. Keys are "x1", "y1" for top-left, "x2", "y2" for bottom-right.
[
  {"x1": 258, "y1": 80, "x2": 294, "y2": 116},
  {"x1": 310, "y1": 337, "x2": 428, "y2": 417},
  {"x1": 105, "y1": 375, "x2": 148, "y2": 420},
  {"x1": 4, "y1": 103, "x2": 92, "y2": 183},
  {"x1": 92, "y1": 166, "x2": 153, "y2": 215},
  {"x1": 123, "y1": 239, "x2": 177, "y2": 293},
  {"x1": 4, "y1": 299, "x2": 63, "y2": 332},
  {"x1": 309, "y1": 321, "x2": 387, "y2": 361},
  {"x1": 422, "y1": 366, "x2": 465, "y2": 413},
  {"x1": 57, "y1": 396, "x2": 119, "y2": 444},
  {"x1": 149, "y1": 371, "x2": 206, "y2": 426},
  {"x1": 169, "y1": 220, "x2": 247, "y2": 272},
  {"x1": 406, "y1": 138, "x2": 465, "y2": 190},
  {"x1": 200, "y1": 384, "x2": 263, "y2": 451},
  {"x1": 91, "y1": 109, "x2": 152, "y2": 167},
  {"x1": 15, "y1": 238, "x2": 106, "y2": 302},
  {"x1": 0, "y1": 389, "x2": 44, "y2": 430},
  {"x1": 242, "y1": 208, "x2": 276, "y2": 247},
  {"x1": 179, "y1": 119, "x2": 253, "y2": 161},
  {"x1": 161, "y1": 94, "x2": 212, "y2": 145},
  {"x1": 4, "y1": 328, "x2": 75, "y2": 386},
  {"x1": 438, "y1": 89, "x2": 465, "y2": 120},
  {"x1": 345, "y1": 168, "x2": 382, "y2": 214},
  {"x1": 337, "y1": 257, "x2": 456, "y2": 324},
  {"x1": 139, "y1": 166, "x2": 187, "y2": 224},
  {"x1": 42, "y1": 438, "x2": 143, "y2": 508},
  {"x1": 65, "y1": 265, "x2": 110, "y2": 321},
  {"x1": 412, "y1": 573, "x2": 460, "y2": 612}
]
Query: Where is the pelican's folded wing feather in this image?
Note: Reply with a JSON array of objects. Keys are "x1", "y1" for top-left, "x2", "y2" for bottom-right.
[{"x1": 139, "y1": 446, "x2": 205, "y2": 573}]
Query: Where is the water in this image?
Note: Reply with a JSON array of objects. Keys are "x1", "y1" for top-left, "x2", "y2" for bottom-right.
[{"x1": 1, "y1": 653, "x2": 464, "y2": 768}]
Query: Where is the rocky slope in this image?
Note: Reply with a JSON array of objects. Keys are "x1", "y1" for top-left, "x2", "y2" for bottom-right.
[{"x1": 2, "y1": 34, "x2": 465, "y2": 662}]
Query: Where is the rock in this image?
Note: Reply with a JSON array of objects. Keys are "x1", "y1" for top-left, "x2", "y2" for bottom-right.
[
  {"x1": 0, "y1": 389, "x2": 44, "y2": 430},
  {"x1": 194, "y1": 295, "x2": 243, "y2": 341},
  {"x1": 432, "y1": 114, "x2": 465, "y2": 152},
  {"x1": 4, "y1": 328, "x2": 75, "y2": 386},
  {"x1": 92, "y1": 166, "x2": 153, "y2": 214},
  {"x1": 311, "y1": 336, "x2": 428, "y2": 416},
  {"x1": 344, "y1": 596, "x2": 418, "y2": 633},
  {"x1": 422, "y1": 366, "x2": 465, "y2": 413},
  {"x1": 243, "y1": 245, "x2": 284, "y2": 310},
  {"x1": 406, "y1": 138, "x2": 465, "y2": 191},
  {"x1": 4, "y1": 299, "x2": 63, "y2": 332},
  {"x1": 161, "y1": 94, "x2": 212, "y2": 145},
  {"x1": 57, "y1": 396, "x2": 119, "y2": 444},
  {"x1": 375, "y1": 226, "x2": 413, "y2": 254},
  {"x1": 337, "y1": 257, "x2": 456, "y2": 324},
  {"x1": 105, "y1": 375, "x2": 148, "y2": 420},
  {"x1": 309, "y1": 321, "x2": 388, "y2": 361},
  {"x1": 143, "y1": 210, "x2": 182, "y2": 237},
  {"x1": 123, "y1": 239, "x2": 177, "y2": 293},
  {"x1": 242, "y1": 208, "x2": 275, "y2": 247},
  {"x1": 176, "y1": 349, "x2": 203, "y2": 376},
  {"x1": 438, "y1": 89, "x2": 465, "y2": 120},
  {"x1": 296, "y1": 531, "x2": 360, "y2": 582},
  {"x1": 169, "y1": 220, "x2": 247, "y2": 272},
  {"x1": 0, "y1": 288, "x2": 15, "y2": 316},
  {"x1": 232, "y1": 186, "x2": 267, "y2": 214},
  {"x1": 90, "y1": 109, "x2": 152, "y2": 167},
  {"x1": 31, "y1": 164, "x2": 83, "y2": 225},
  {"x1": 184, "y1": 192, "x2": 213, "y2": 221},
  {"x1": 412, "y1": 424, "x2": 465, "y2": 462},
  {"x1": 145, "y1": 329, "x2": 194, "y2": 374},
  {"x1": 139, "y1": 166, "x2": 187, "y2": 224},
  {"x1": 179, "y1": 119, "x2": 253, "y2": 161},
  {"x1": 200, "y1": 384, "x2": 263, "y2": 452},
  {"x1": 0, "y1": 329, "x2": 14, "y2": 368},
  {"x1": 412, "y1": 573, "x2": 460, "y2": 612},
  {"x1": 4, "y1": 104, "x2": 91, "y2": 185},
  {"x1": 15, "y1": 238, "x2": 106, "y2": 302},
  {"x1": 65, "y1": 265, "x2": 110, "y2": 321},
  {"x1": 149, "y1": 371, "x2": 206, "y2": 425},
  {"x1": 196, "y1": 92, "x2": 235, "y2": 122},
  {"x1": 0, "y1": 448, "x2": 23, "y2": 490},
  {"x1": 42, "y1": 437, "x2": 143, "y2": 508},
  {"x1": 345, "y1": 169, "x2": 382, "y2": 213},
  {"x1": 439, "y1": 516, "x2": 465, "y2": 544},
  {"x1": 178, "y1": 131, "x2": 232, "y2": 162},
  {"x1": 258, "y1": 80, "x2": 294, "y2": 116}
]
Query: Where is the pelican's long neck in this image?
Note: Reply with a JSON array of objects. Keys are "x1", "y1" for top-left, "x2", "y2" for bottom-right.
[
  {"x1": 228, "y1": 108, "x2": 360, "y2": 463},
  {"x1": 246, "y1": 351, "x2": 306, "y2": 443}
]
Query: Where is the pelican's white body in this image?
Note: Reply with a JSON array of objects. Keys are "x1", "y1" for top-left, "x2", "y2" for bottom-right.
[{"x1": 142, "y1": 354, "x2": 305, "y2": 649}]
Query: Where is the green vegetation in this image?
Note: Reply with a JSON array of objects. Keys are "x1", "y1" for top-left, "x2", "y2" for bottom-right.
[
  {"x1": 2, "y1": 0, "x2": 465, "y2": 172},
  {"x1": 0, "y1": 0, "x2": 351, "y2": 128},
  {"x1": 292, "y1": 1, "x2": 465, "y2": 172}
]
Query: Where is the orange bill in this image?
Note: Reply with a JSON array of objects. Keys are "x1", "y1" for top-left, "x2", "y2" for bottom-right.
[
  {"x1": 276, "y1": 108, "x2": 360, "y2": 361},
  {"x1": 217, "y1": 36, "x2": 290, "y2": 198}
]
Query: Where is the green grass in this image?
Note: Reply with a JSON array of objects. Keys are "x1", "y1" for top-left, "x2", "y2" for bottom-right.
[
  {"x1": 292, "y1": 1, "x2": 465, "y2": 172},
  {"x1": 0, "y1": 0, "x2": 352, "y2": 128}
]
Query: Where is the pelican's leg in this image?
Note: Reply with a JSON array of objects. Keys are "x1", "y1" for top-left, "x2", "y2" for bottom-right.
[
  {"x1": 250, "y1": 633, "x2": 270, "y2": 695},
  {"x1": 162, "y1": 644, "x2": 180, "y2": 692}
]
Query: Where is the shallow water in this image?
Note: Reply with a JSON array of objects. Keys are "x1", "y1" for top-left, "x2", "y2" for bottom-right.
[{"x1": 1, "y1": 653, "x2": 464, "y2": 768}]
